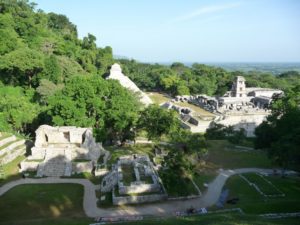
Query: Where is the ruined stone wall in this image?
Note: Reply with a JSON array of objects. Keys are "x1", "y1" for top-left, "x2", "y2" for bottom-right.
[
  {"x1": 1, "y1": 146, "x2": 26, "y2": 164},
  {"x1": 218, "y1": 114, "x2": 267, "y2": 136},
  {"x1": 72, "y1": 161, "x2": 93, "y2": 173},
  {"x1": 112, "y1": 190, "x2": 167, "y2": 205},
  {"x1": 118, "y1": 183, "x2": 161, "y2": 195},
  {"x1": 81, "y1": 128, "x2": 102, "y2": 160},
  {"x1": 20, "y1": 161, "x2": 39, "y2": 172},
  {"x1": 0, "y1": 139, "x2": 25, "y2": 157},
  {"x1": 29, "y1": 147, "x2": 46, "y2": 160},
  {"x1": 0, "y1": 135, "x2": 16, "y2": 147}
]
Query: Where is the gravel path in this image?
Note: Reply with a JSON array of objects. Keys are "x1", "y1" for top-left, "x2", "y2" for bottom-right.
[{"x1": 0, "y1": 168, "x2": 281, "y2": 218}]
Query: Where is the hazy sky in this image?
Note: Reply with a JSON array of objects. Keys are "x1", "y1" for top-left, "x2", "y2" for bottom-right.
[{"x1": 32, "y1": 0, "x2": 300, "y2": 63}]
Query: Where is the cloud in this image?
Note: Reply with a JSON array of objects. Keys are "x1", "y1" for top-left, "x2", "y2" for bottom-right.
[{"x1": 169, "y1": 2, "x2": 241, "y2": 24}]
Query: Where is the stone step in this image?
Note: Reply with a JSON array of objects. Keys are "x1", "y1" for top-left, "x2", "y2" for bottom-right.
[
  {"x1": 0, "y1": 146, "x2": 26, "y2": 165},
  {"x1": 0, "y1": 139, "x2": 25, "y2": 157},
  {"x1": 0, "y1": 135, "x2": 17, "y2": 149}
]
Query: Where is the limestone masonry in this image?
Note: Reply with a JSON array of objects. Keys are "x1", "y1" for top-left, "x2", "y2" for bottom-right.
[
  {"x1": 107, "y1": 63, "x2": 153, "y2": 106},
  {"x1": 101, "y1": 154, "x2": 167, "y2": 205},
  {"x1": 20, "y1": 125, "x2": 103, "y2": 177},
  {"x1": 162, "y1": 76, "x2": 283, "y2": 137},
  {"x1": 0, "y1": 133, "x2": 26, "y2": 165}
]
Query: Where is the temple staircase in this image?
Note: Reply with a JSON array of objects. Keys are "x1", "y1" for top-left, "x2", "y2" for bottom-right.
[
  {"x1": 37, "y1": 148, "x2": 72, "y2": 177},
  {"x1": 0, "y1": 133, "x2": 26, "y2": 166},
  {"x1": 0, "y1": 160, "x2": 4, "y2": 179}
]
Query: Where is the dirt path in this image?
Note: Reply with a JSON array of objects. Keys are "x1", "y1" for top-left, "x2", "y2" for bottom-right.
[{"x1": 0, "y1": 168, "x2": 283, "y2": 218}]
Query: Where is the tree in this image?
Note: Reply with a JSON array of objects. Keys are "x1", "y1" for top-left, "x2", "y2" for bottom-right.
[
  {"x1": 48, "y1": 75, "x2": 140, "y2": 143},
  {"x1": 36, "y1": 79, "x2": 64, "y2": 104},
  {"x1": 41, "y1": 55, "x2": 62, "y2": 83},
  {"x1": 138, "y1": 105, "x2": 179, "y2": 141},
  {"x1": 0, "y1": 85, "x2": 39, "y2": 133},
  {"x1": 169, "y1": 128, "x2": 207, "y2": 155},
  {"x1": 82, "y1": 33, "x2": 97, "y2": 50},
  {"x1": 0, "y1": 28, "x2": 24, "y2": 54},
  {"x1": 255, "y1": 86, "x2": 300, "y2": 170},
  {"x1": 0, "y1": 48, "x2": 44, "y2": 87}
]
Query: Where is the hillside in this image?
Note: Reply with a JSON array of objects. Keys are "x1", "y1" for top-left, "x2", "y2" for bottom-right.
[{"x1": 0, "y1": 0, "x2": 113, "y2": 88}]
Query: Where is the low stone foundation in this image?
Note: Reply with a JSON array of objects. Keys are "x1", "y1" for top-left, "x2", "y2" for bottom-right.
[
  {"x1": 72, "y1": 162, "x2": 93, "y2": 173},
  {"x1": 95, "y1": 168, "x2": 109, "y2": 176},
  {"x1": 20, "y1": 161, "x2": 39, "y2": 172},
  {"x1": 112, "y1": 189, "x2": 167, "y2": 205}
]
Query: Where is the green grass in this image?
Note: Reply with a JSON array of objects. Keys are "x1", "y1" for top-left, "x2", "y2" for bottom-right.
[
  {"x1": 192, "y1": 172, "x2": 217, "y2": 193},
  {"x1": 147, "y1": 92, "x2": 215, "y2": 117},
  {"x1": 0, "y1": 155, "x2": 26, "y2": 186},
  {"x1": 0, "y1": 184, "x2": 92, "y2": 225},
  {"x1": 63, "y1": 172, "x2": 101, "y2": 184},
  {"x1": 0, "y1": 133, "x2": 10, "y2": 141},
  {"x1": 97, "y1": 191, "x2": 114, "y2": 208},
  {"x1": 147, "y1": 92, "x2": 171, "y2": 105},
  {"x1": 242, "y1": 173, "x2": 282, "y2": 195},
  {"x1": 175, "y1": 101, "x2": 214, "y2": 117},
  {"x1": 235, "y1": 138, "x2": 255, "y2": 148},
  {"x1": 206, "y1": 140, "x2": 272, "y2": 169},
  {"x1": 112, "y1": 213, "x2": 300, "y2": 225},
  {"x1": 0, "y1": 139, "x2": 20, "y2": 151},
  {"x1": 141, "y1": 175, "x2": 154, "y2": 184},
  {"x1": 222, "y1": 174, "x2": 300, "y2": 214},
  {"x1": 106, "y1": 144, "x2": 155, "y2": 165},
  {"x1": 159, "y1": 171, "x2": 199, "y2": 197},
  {"x1": 121, "y1": 164, "x2": 136, "y2": 185}
]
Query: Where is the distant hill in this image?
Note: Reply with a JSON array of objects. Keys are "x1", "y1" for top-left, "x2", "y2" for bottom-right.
[
  {"x1": 205, "y1": 62, "x2": 300, "y2": 75},
  {"x1": 141, "y1": 62, "x2": 300, "y2": 75}
]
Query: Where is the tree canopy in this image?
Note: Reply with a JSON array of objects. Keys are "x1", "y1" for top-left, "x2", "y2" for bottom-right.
[
  {"x1": 47, "y1": 76, "x2": 141, "y2": 143},
  {"x1": 138, "y1": 105, "x2": 179, "y2": 141},
  {"x1": 0, "y1": 0, "x2": 113, "y2": 88},
  {"x1": 255, "y1": 86, "x2": 300, "y2": 170},
  {"x1": 118, "y1": 59, "x2": 300, "y2": 97}
]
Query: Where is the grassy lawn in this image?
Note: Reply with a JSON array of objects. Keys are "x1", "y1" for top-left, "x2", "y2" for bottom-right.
[
  {"x1": 0, "y1": 184, "x2": 92, "y2": 225},
  {"x1": 221, "y1": 174, "x2": 300, "y2": 214},
  {"x1": 121, "y1": 164, "x2": 136, "y2": 185},
  {"x1": 0, "y1": 155, "x2": 26, "y2": 186},
  {"x1": 159, "y1": 170, "x2": 199, "y2": 197},
  {"x1": 174, "y1": 101, "x2": 214, "y2": 117},
  {"x1": 147, "y1": 92, "x2": 171, "y2": 105},
  {"x1": 112, "y1": 213, "x2": 300, "y2": 225},
  {"x1": 242, "y1": 173, "x2": 282, "y2": 195},
  {"x1": 147, "y1": 92, "x2": 215, "y2": 117},
  {"x1": 141, "y1": 175, "x2": 153, "y2": 184},
  {"x1": 106, "y1": 144, "x2": 155, "y2": 166},
  {"x1": 97, "y1": 190, "x2": 114, "y2": 208},
  {"x1": 205, "y1": 140, "x2": 272, "y2": 169},
  {"x1": 63, "y1": 172, "x2": 101, "y2": 184},
  {"x1": 192, "y1": 172, "x2": 217, "y2": 193}
]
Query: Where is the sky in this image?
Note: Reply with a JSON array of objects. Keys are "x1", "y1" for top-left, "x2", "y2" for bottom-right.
[{"x1": 32, "y1": 0, "x2": 300, "y2": 63}]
